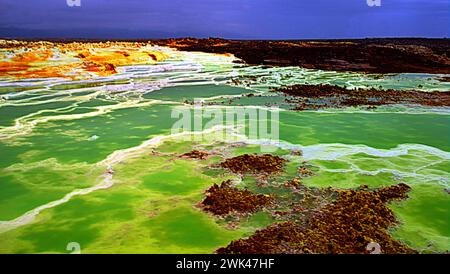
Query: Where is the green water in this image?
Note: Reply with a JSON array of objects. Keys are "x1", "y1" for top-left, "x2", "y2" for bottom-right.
[{"x1": 0, "y1": 49, "x2": 448, "y2": 253}]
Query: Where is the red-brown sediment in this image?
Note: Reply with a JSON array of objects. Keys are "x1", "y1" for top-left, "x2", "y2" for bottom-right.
[
  {"x1": 274, "y1": 84, "x2": 450, "y2": 110},
  {"x1": 217, "y1": 183, "x2": 416, "y2": 254},
  {"x1": 220, "y1": 154, "x2": 286, "y2": 175},
  {"x1": 180, "y1": 150, "x2": 211, "y2": 160},
  {"x1": 297, "y1": 164, "x2": 314, "y2": 177},
  {"x1": 200, "y1": 180, "x2": 274, "y2": 216}
]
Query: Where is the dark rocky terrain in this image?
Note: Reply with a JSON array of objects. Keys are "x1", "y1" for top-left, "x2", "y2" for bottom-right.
[
  {"x1": 153, "y1": 38, "x2": 450, "y2": 74},
  {"x1": 217, "y1": 183, "x2": 416, "y2": 254},
  {"x1": 274, "y1": 84, "x2": 450, "y2": 110}
]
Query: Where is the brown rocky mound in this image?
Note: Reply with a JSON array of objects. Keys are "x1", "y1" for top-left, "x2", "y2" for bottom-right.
[
  {"x1": 220, "y1": 154, "x2": 286, "y2": 175},
  {"x1": 180, "y1": 150, "x2": 211, "y2": 160},
  {"x1": 217, "y1": 183, "x2": 416, "y2": 254},
  {"x1": 201, "y1": 180, "x2": 274, "y2": 216}
]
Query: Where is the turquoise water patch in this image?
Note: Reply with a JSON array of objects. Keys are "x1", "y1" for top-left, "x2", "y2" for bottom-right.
[
  {"x1": 8, "y1": 104, "x2": 176, "y2": 164},
  {"x1": 0, "y1": 163, "x2": 98, "y2": 220},
  {"x1": 390, "y1": 183, "x2": 449, "y2": 253},
  {"x1": 279, "y1": 112, "x2": 450, "y2": 151},
  {"x1": 144, "y1": 206, "x2": 244, "y2": 253},
  {"x1": 144, "y1": 84, "x2": 248, "y2": 102},
  {"x1": 0, "y1": 101, "x2": 77, "y2": 127}
]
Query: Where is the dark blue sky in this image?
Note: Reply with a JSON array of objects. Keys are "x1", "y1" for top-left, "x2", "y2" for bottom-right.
[{"x1": 0, "y1": 0, "x2": 448, "y2": 39}]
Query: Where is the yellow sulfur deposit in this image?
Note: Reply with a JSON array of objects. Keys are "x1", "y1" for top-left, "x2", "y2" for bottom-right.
[{"x1": 0, "y1": 40, "x2": 169, "y2": 79}]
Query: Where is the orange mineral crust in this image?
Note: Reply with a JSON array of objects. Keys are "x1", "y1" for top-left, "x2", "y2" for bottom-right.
[{"x1": 0, "y1": 40, "x2": 169, "y2": 79}]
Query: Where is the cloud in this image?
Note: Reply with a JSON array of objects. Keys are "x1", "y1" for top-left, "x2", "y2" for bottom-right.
[{"x1": 0, "y1": 0, "x2": 448, "y2": 38}]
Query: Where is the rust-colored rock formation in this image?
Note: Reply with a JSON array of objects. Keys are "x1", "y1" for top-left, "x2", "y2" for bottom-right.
[
  {"x1": 220, "y1": 154, "x2": 286, "y2": 175},
  {"x1": 180, "y1": 150, "x2": 211, "y2": 160},
  {"x1": 200, "y1": 180, "x2": 274, "y2": 216},
  {"x1": 217, "y1": 183, "x2": 416, "y2": 254}
]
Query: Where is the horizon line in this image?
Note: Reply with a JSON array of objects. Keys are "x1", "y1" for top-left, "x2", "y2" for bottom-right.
[{"x1": 1, "y1": 36, "x2": 449, "y2": 42}]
